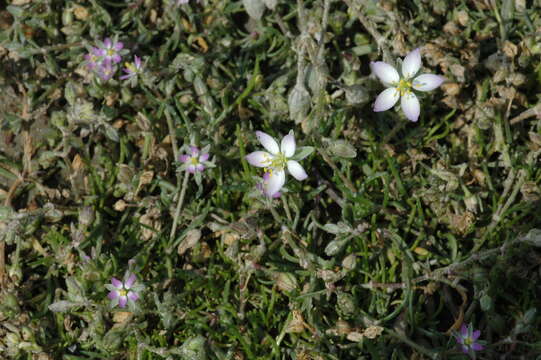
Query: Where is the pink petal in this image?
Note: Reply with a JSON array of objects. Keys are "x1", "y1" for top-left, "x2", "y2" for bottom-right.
[
  {"x1": 111, "y1": 277, "x2": 123, "y2": 289},
  {"x1": 256, "y1": 131, "x2": 279, "y2": 155},
  {"x1": 246, "y1": 151, "x2": 272, "y2": 167},
  {"x1": 179, "y1": 154, "x2": 190, "y2": 163},
  {"x1": 412, "y1": 74, "x2": 445, "y2": 92},
  {"x1": 472, "y1": 330, "x2": 481, "y2": 341},
  {"x1": 114, "y1": 42, "x2": 124, "y2": 51},
  {"x1": 127, "y1": 291, "x2": 139, "y2": 302},
  {"x1": 287, "y1": 160, "x2": 307, "y2": 180},
  {"x1": 373, "y1": 87, "x2": 400, "y2": 112},
  {"x1": 472, "y1": 343, "x2": 484, "y2": 351},
  {"x1": 199, "y1": 153, "x2": 209, "y2": 162},
  {"x1": 401, "y1": 48, "x2": 421, "y2": 79},
  {"x1": 264, "y1": 169, "x2": 285, "y2": 198},
  {"x1": 112, "y1": 54, "x2": 121, "y2": 64},
  {"x1": 401, "y1": 92, "x2": 420, "y2": 122},
  {"x1": 280, "y1": 132, "x2": 296, "y2": 157},
  {"x1": 104, "y1": 38, "x2": 112, "y2": 48},
  {"x1": 196, "y1": 164, "x2": 205, "y2": 172},
  {"x1": 108, "y1": 290, "x2": 119, "y2": 300},
  {"x1": 125, "y1": 274, "x2": 136, "y2": 289},
  {"x1": 370, "y1": 61, "x2": 399, "y2": 85},
  {"x1": 118, "y1": 296, "x2": 127, "y2": 308},
  {"x1": 186, "y1": 164, "x2": 196, "y2": 173},
  {"x1": 461, "y1": 345, "x2": 468, "y2": 353},
  {"x1": 190, "y1": 146, "x2": 199, "y2": 155},
  {"x1": 460, "y1": 325, "x2": 468, "y2": 337}
]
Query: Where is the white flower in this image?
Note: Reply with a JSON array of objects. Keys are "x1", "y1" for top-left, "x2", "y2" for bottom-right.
[
  {"x1": 370, "y1": 48, "x2": 445, "y2": 122},
  {"x1": 245, "y1": 130, "x2": 308, "y2": 197}
]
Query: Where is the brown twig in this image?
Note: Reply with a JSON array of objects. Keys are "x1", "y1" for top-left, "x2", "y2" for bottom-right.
[
  {"x1": 510, "y1": 103, "x2": 541, "y2": 125},
  {"x1": 342, "y1": 0, "x2": 392, "y2": 63}
]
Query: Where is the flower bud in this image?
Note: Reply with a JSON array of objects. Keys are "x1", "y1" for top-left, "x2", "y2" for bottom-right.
[
  {"x1": 79, "y1": 206, "x2": 95, "y2": 226},
  {"x1": 288, "y1": 83, "x2": 311, "y2": 124},
  {"x1": 336, "y1": 292, "x2": 356, "y2": 317},
  {"x1": 274, "y1": 272, "x2": 298, "y2": 292},
  {"x1": 342, "y1": 254, "x2": 356, "y2": 271},
  {"x1": 62, "y1": 9, "x2": 73, "y2": 26},
  {"x1": 121, "y1": 87, "x2": 133, "y2": 103},
  {"x1": 243, "y1": 0, "x2": 265, "y2": 20}
]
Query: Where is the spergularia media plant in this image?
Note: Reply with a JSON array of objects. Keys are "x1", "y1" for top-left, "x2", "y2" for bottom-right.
[
  {"x1": 246, "y1": 131, "x2": 312, "y2": 197},
  {"x1": 170, "y1": 144, "x2": 215, "y2": 241},
  {"x1": 371, "y1": 48, "x2": 444, "y2": 122},
  {"x1": 83, "y1": 37, "x2": 128, "y2": 82},
  {"x1": 106, "y1": 272, "x2": 144, "y2": 310}
]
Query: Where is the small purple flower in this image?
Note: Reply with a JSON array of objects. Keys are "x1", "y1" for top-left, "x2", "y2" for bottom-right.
[
  {"x1": 83, "y1": 47, "x2": 102, "y2": 71},
  {"x1": 98, "y1": 37, "x2": 124, "y2": 65},
  {"x1": 454, "y1": 324, "x2": 485, "y2": 355},
  {"x1": 119, "y1": 55, "x2": 143, "y2": 80},
  {"x1": 96, "y1": 61, "x2": 116, "y2": 81},
  {"x1": 105, "y1": 272, "x2": 143, "y2": 309},
  {"x1": 179, "y1": 146, "x2": 210, "y2": 173}
]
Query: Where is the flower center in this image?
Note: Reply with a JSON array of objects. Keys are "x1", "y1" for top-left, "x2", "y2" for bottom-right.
[
  {"x1": 125, "y1": 62, "x2": 136, "y2": 72},
  {"x1": 119, "y1": 289, "x2": 127, "y2": 297},
  {"x1": 190, "y1": 157, "x2": 199, "y2": 165},
  {"x1": 396, "y1": 78, "x2": 412, "y2": 96},
  {"x1": 263, "y1": 152, "x2": 287, "y2": 174},
  {"x1": 464, "y1": 337, "x2": 473, "y2": 346},
  {"x1": 107, "y1": 48, "x2": 115, "y2": 57}
]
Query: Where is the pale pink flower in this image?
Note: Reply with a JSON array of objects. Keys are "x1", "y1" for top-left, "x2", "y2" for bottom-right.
[
  {"x1": 105, "y1": 272, "x2": 143, "y2": 308},
  {"x1": 246, "y1": 130, "x2": 307, "y2": 197},
  {"x1": 371, "y1": 48, "x2": 444, "y2": 122}
]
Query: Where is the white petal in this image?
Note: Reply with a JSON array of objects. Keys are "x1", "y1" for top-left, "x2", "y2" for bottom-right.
[
  {"x1": 373, "y1": 87, "x2": 400, "y2": 112},
  {"x1": 264, "y1": 169, "x2": 285, "y2": 197},
  {"x1": 401, "y1": 92, "x2": 420, "y2": 122},
  {"x1": 370, "y1": 61, "x2": 399, "y2": 85},
  {"x1": 412, "y1": 74, "x2": 445, "y2": 91},
  {"x1": 401, "y1": 48, "x2": 421, "y2": 79},
  {"x1": 287, "y1": 160, "x2": 307, "y2": 181},
  {"x1": 281, "y1": 131, "x2": 296, "y2": 157},
  {"x1": 246, "y1": 151, "x2": 273, "y2": 167},
  {"x1": 256, "y1": 131, "x2": 279, "y2": 155}
]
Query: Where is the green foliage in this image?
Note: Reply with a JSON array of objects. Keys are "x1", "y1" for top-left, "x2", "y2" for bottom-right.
[{"x1": 1, "y1": 0, "x2": 541, "y2": 359}]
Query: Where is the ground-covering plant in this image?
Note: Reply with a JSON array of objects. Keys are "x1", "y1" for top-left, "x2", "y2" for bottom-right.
[{"x1": 1, "y1": 0, "x2": 541, "y2": 359}]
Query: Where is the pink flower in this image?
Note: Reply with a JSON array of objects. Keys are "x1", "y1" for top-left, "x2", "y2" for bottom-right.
[
  {"x1": 105, "y1": 272, "x2": 143, "y2": 308},
  {"x1": 454, "y1": 324, "x2": 485, "y2": 355},
  {"x1": 245, "y1": 130, "x2": 308, "y2": 197},
  {"x1": 120, "y1": 55, "x2": 143, "y2": 81},
  {"x1": 179, "y1": 146, "x2": 210, "y2": 173},
  {"x1": 98, "y1": 37, "x2": 124, "y2": 65}
]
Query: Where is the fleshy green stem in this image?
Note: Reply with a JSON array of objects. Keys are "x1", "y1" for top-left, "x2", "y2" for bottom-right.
[{"x1": 169, "y1": 171, "x2": 190, "y2": 242}]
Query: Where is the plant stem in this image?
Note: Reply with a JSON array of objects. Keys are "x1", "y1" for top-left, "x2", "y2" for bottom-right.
[{"x1": 169, "y1": 171, "x2": 190, "y2": 242}]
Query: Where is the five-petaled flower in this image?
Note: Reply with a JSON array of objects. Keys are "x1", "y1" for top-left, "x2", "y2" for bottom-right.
[
  {"x1": 120, "y1": 55, "x2": 143, "y2": 81},
  {"x1": 454, "y1": 323, "x2": 485, "y2": 355},
  {"x1": 96, "y1": 61, "x2": 116, "y2": 81},
  {"x1": 246, "y1": 130, "x2": 308, "y2": 197},
  {"x1": 106, "y1": 272, "x2": 143, "y2": 309},
  {"x1": 83, "y1": 47, "x2": 102, "y2": 71},
  {"x1": 98, "y1": 37, "x2": 124, "y2": 65},
  {"x1": 371, "y1": 48, "x2": 444, "y2": 122},
  {"x1": 179, "y1": 146, "x2": 210, "y2": 173}
]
